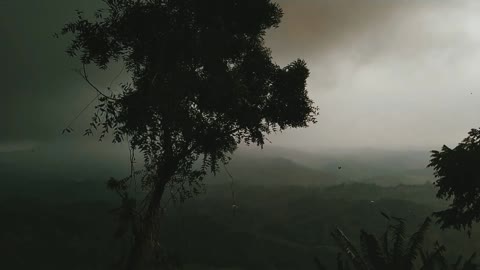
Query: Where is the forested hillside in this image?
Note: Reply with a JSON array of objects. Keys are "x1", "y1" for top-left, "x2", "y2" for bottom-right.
[{"x1": 1, "y1": 178, "x2": 477, "y2": 270}]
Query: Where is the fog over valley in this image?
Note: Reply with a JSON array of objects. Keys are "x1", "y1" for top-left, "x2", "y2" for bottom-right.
[{"x1": 2, "y1": 1, "x2": 480, "y2": 269}]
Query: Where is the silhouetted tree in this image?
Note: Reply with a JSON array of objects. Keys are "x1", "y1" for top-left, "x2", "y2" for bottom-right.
[
  {"x1": 429, "y1": 128, "x2": 480, "y2": 233},
  {"x1": 60, "y1": 0, "x2": 317, "y2": 269},
  {"x1": 316, "y1": 215, "x2": 478, "y2": 270}
]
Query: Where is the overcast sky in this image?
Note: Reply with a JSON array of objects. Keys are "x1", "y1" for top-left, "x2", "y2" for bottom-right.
[{"x1": 1, "y1": 0, "x2": 480, "y2": 154}]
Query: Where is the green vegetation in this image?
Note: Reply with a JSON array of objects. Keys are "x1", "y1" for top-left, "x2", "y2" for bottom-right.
[
  {"x1": 1, "y1": 177, "x2": 479, "y2": 269},
  {"x1": 59, "y1": 0, "x2": 318, "y2": 267},
  {"x1": 317, "y1": 216, "x2": 478, "y2": 270},
  {"x1": 429, "y1": 128, "x2": 480, "y2": 232}
]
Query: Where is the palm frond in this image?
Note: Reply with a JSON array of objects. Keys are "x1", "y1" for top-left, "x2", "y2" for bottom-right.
[
  {"x1": 381, "y1": 225, "x2": 391, "y2": 262},
  {"x1": 391, "y1": 217, "x2": 406, "y2": 266},
  {"x1": 360, "y1": 230, "x2": 387, "y2": 270},
  {"x1": 420, "y1": 242, "x2": 447, "y2": 270},
  {"x1": 404, "y1": 217, "x2": 432, "y2": 269},
  {"x1": 331, "y1": 228, "x2": 369, "y2": 270},
  {"x1": 461, "y1": 252, "x2": 478, "y2": 270}
]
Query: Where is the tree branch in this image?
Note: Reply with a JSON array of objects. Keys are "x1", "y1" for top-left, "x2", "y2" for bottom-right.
[
  {"x1": 108, "y1": 65, "x2": 125, "y2": 91},
  {"x1": 62, "y1": 93, "x2": 100, "y2": 134},
  {"x1": 78, "y1": 63, "x2": 119, "y2": 101}
]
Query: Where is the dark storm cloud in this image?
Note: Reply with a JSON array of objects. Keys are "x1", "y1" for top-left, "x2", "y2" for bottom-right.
[
  {"x1": 0, "y1": 0, "x2": 102, "y2": 145},
  {"x1": 2, "y1": 0, "x2": 480, "y2": 152}
]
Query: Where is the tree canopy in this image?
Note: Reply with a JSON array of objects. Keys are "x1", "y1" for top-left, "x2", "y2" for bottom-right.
[
  {"x1": 429, "y1": 128, "x2": 480, "y2": 232},
  {"x1": 60, "y1": 0, "x2": 318, "y2": 268}
]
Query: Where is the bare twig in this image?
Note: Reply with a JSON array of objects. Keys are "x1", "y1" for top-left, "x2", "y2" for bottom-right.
[
  {"x1": 62, "y1": 93, "x2": 100, "y2": 134},
  {"x1": 223, "y1": 163, "x2": 237, "y2": 215},
  {"x1": 78, "y1": 63, "x2": 119, "y2": 101},
  {"x1": 161, "y1": 184, "x2": 180, "y2": 210},
  {"x1": 109, "y1": 65, "x2": 125, "y2": 91},
  {"x1": 126, "y1": 135, "x2": 138, "y2": 192}
]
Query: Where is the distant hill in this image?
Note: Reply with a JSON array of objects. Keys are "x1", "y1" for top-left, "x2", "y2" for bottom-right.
[
  {"x1": 232, "y1": 146, "x2": 434, "y2": 185},
  {"x1": 205, "y1": 155, "x2": 342, "y2": 187},
  {"x1": 0, "y1": 143, "x2": 434, "y2": 186}
]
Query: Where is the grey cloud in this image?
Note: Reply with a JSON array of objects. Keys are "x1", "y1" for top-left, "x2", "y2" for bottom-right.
[
  {"x1": 265, "y1": 0, "x2": 480, "y2": 150},
  {"x1": 0, "y1": 0, "x2": 102, "y2": 143},
  {"x1": 2, "y1": 0, "x2": 480, "y2": 153}
]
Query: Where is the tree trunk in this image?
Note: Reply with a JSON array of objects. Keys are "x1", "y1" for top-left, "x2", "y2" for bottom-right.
[
  {"x1": 125, "y1": 178, "x2": 169, "y2": 270},
  {"x1": 125, "y1": 124, "x2": 177, "y2": 270}
]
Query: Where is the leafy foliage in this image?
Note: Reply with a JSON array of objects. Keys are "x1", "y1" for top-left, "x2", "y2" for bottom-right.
[
  {"x1": 317, "y1": 215, "x2": 476, "y2": 270},
  {"x1": 429, "y1": 128, "x2": 480, "y2": 232},
  {"x1": 60, "y1": 0, "x2": 318, "y2": 268}
]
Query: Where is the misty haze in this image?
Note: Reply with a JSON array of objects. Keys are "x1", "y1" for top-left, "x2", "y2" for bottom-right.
[{"x1": 1, "y1": 0, "x2": 480, "y2": 269}]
